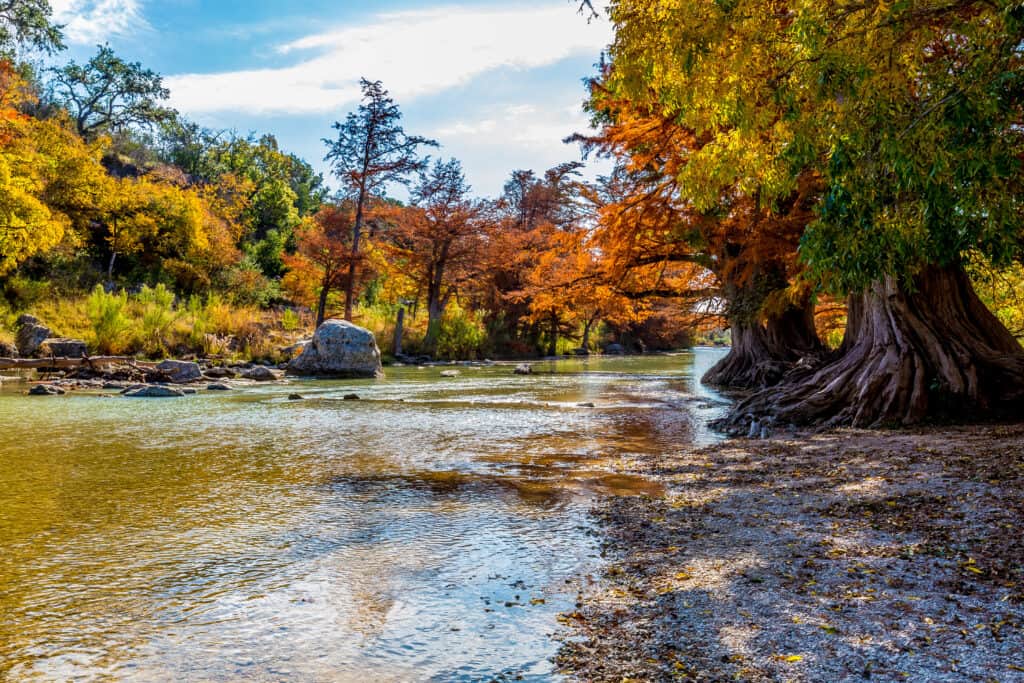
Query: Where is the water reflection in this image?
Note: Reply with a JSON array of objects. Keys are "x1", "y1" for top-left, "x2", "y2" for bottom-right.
[{"x1": 0, "y1": 349, "x2": 728, "y2": 681}]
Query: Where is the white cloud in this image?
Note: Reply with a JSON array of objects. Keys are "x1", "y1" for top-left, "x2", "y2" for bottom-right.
[
  {"x1": 165, "y1": 4, "x2": 611, "y2": 116},
  {"x1": 437, "y1": 100, "x2": 590, "y2": 149},
  {"x1": 51, "y1": 0, "x2": 146, "y2": 45},
  {"x1": 430, "y1": 96, "x2": 611, "y2": 197}
]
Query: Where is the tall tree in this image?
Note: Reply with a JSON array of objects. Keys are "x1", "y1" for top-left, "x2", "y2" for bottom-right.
[
  {"x1": 283, "y1": 205, "x2": 355, "y2": 326},
  {"x1": 49, "y1": 44, "x2": 175, "y2": 140},
  {"x1": 0, "y1": 0, "x2": 63, "y2": 55},
  {"x1": 573, "y1": 86, "x2": 820, "y2": 387},
  {"x1": 596, "y1": 0, "x2": 1024, "y2": 427},
  {"x1": 323, "y1": 78, "x2": 437, "y2": 321},
  {"x1": 397, "y1": 158, "x2": 481, "y2": 352}
]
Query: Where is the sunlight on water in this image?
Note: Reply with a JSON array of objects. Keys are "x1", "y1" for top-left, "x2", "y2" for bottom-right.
[{"x1": 0, "y1": 349, "x2": 728, "y2": 681}]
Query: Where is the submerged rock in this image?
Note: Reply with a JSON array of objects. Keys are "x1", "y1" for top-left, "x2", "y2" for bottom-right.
[
  {"x1": 288, "y1": 393, "x2": 305, "y2": 401},
  {"x1": 287, "y1": 319, "x2": 383, "y2": 379},
  {"x1": 241, "y1": 366, "x2": 281, "y2": 382},
  {"x1": 343, "y1": 393, "x2": 360, "y2": 401},
  {"x1": 28, "y1": 384, "x2": 65, "y2": 396},
  {"x1": 206, "y1": 383, "x2": 232, "y2": 391},
  {"x1": 124, "y1": 385, "x2": 186, "y2": 398},
  {"x1": 514, "y1": 363, "x2": 533, "y2": 376},
  {"x1": 156, "y1": 360, "x2": 202, "y2": 384}
]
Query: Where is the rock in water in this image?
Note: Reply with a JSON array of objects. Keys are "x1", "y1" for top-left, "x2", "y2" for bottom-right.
[
  {"x1": 38, "y1": 338, "x2": 88, "y2": 358},
  {"x1": 514, "y1": 363, "x2": 533, "y2": 376},
  {"x1": 440, "y1": 370, "x2": 460, "y2": 378},
  {"x1": 156, "y1": 360, "x2": 203, "y2": 384},
  {"x1": 206, "y1": 383, "x2": 232, "y2": 391},
  {"x1": 604, "y1": 343, "x2": 626, "y2": 355},
  {"x1": 204, "y1": 366, "x2": 235, "y2": 379},
  {"x1": 287, "y1": 319, "x2": 383, "y2": 378},
  {"x1": 16, "y1": 323, "x2": 52, "y2": 357},
  {"x1": 124, "y1": 385, "x2": 186, "y2": 398},
  {"x1": 241, "y1": 366, "x2": 281, "y2": 382},
  {"x1": 29, "y1": 384, "x2": 65, "y2": 396}
]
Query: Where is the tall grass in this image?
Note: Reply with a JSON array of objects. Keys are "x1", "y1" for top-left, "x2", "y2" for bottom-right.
[
  {"x1": 86, "y1": 286, "x2": 132, "y2": 355},
  {"x1": 137, "y1": 284, "x2": 179, "y2": 356},
  {"x1": 24, "y1": 287, "x2": 314, "y2": 360}
]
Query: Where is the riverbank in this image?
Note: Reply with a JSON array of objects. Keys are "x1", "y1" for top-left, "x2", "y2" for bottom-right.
[{"x1": 557, "y1": 425, "x2": 1024, "y2": 682}]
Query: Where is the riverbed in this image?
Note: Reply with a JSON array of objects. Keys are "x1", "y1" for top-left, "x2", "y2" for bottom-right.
[{"x1": 0, "y1": 350, "x2": 728, "y2": 681}]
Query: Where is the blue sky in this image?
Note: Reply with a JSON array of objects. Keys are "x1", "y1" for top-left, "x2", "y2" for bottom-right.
[{"x1": 49, "y1": 0, "x2": 612, "y2": 197}]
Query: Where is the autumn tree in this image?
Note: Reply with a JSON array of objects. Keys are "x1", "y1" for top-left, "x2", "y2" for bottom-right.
[
  {"x1": 599, "y1": 0, "x2": 1024, "y2": 427},
  {"x1": 573, "y1": 85, "x2": 820, "y2": 386},
  {"x1": 323, "y1": 78, "x2": 437, "y2": 321},
  {"x1": 0, "y1": 63, "x2": 108, "y2": 274},
  {"x1": 480, "y1": 163, "x2": 588, "y2": 354},
  {"x1": 391, "y1": 158, "x2": 482, "y2": 352},
  {"x1": 49, "y1": 44, "x2": 175, "y2": 140},
  {"x1": 283, "y1": 204, "x2": 355, "y2": 326}
]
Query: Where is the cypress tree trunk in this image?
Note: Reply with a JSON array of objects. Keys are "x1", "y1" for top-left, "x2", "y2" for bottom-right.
[
  {"x1": 393, "y1": 306, "x2": 405, "y2": 356},
  {"x1": 316, "y1": 282, "x2": 330, "y2": 328},
  {"x1": 548, "y1": 313, "x2": 559, "y2": 357},
  {"x1": 702, "y1": 294, "x2": 823, "y2": 390},
  {"x1": 717, "y1": 265, "x2": 1024, "y2": 431}
]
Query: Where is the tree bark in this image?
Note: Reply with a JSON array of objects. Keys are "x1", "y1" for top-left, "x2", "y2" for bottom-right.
[
  {"x1": 422, "y1": 256, "x2": 447, "y2": 353},
  {"x1": 717, "y1": 265, "x2": 1024, "y2": 432},
  {"x1": 316, "y1": 277, "x2": 330, "y2": 328},
  {"x1": 581, "y1": 317, "x2": 595, "y2": 355},
  {"x1": 547, "y1": 313, "x2": 559, "y2": 357},
  {"x1": 393, "y1": 306, "x2": 405, "y2": 356},
  {"x1": 343, "y1": 192, "x2": 366, "y2": 322},
  {"x1": 702, "y1": 294, "x2": 823, "y2": 389}
]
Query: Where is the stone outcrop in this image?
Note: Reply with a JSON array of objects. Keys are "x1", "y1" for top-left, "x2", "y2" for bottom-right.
[
  {"x1": 156, "y1": 360, "x2": 203, "y2": 384},
  {"x1": 287, "y1": 319, "x2": 383, "y2": 378},
  {"x1": 16, "y1": 321, "x2": 52, "y2": 357},
  {"x1": 38, "y1": 339, "x2": 88, "y2": 358}
]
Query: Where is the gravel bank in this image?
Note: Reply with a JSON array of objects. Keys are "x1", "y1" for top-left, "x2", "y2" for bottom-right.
[{"x1": 558, "y1": 425, "x2": 1024, "y2": 682}]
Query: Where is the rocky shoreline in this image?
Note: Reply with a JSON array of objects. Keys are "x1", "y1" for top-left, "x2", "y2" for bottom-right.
[{"x1": 557, "y1": 425, "x2": 1024, "y2": 682}]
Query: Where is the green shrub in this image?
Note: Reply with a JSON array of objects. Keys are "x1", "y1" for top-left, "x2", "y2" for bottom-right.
[
  {"x1": 435, "y1": 304, "x2": 487, "y2": 360},
  {"x1": 86, "y1": 285, "x2": 130, "y2": 355},
  {"x1": 281, "y1": 308, "x2": 301, "y2": 331},
  {"x1": 135, "y1": 284, "x2": 179, "y2": 356}
]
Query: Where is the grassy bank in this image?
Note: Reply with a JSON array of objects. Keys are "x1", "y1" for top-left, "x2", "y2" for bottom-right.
[
  {"x1": 1, "y1": 286, "x2": 313, "y2": 362},
  {"x1": 558, "y1": 426, "x2": 1024, "y2": 682}
]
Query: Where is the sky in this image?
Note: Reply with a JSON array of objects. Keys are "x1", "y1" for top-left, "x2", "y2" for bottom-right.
[{"x1": 48, "y1": 0, "x2": 613, "y2": 198}]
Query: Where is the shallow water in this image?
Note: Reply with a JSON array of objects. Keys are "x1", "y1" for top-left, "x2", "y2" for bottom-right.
[{"x1": 0, "y1": 349, "x2": 728, "y2": 681}]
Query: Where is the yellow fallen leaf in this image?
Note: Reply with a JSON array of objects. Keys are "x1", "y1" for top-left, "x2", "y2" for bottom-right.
[{"x1": 784, "y1": 654, "x2": 804, "y2": 663}]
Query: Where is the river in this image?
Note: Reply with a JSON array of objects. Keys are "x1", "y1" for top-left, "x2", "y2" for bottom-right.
[{"x1": 0, "y1": 349, "x2": 728, "y2": 681}]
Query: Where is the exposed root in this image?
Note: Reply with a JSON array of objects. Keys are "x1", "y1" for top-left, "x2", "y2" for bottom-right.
[{"x1": 715, "y1": 266, "x2": 1024, "y2": 432}]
